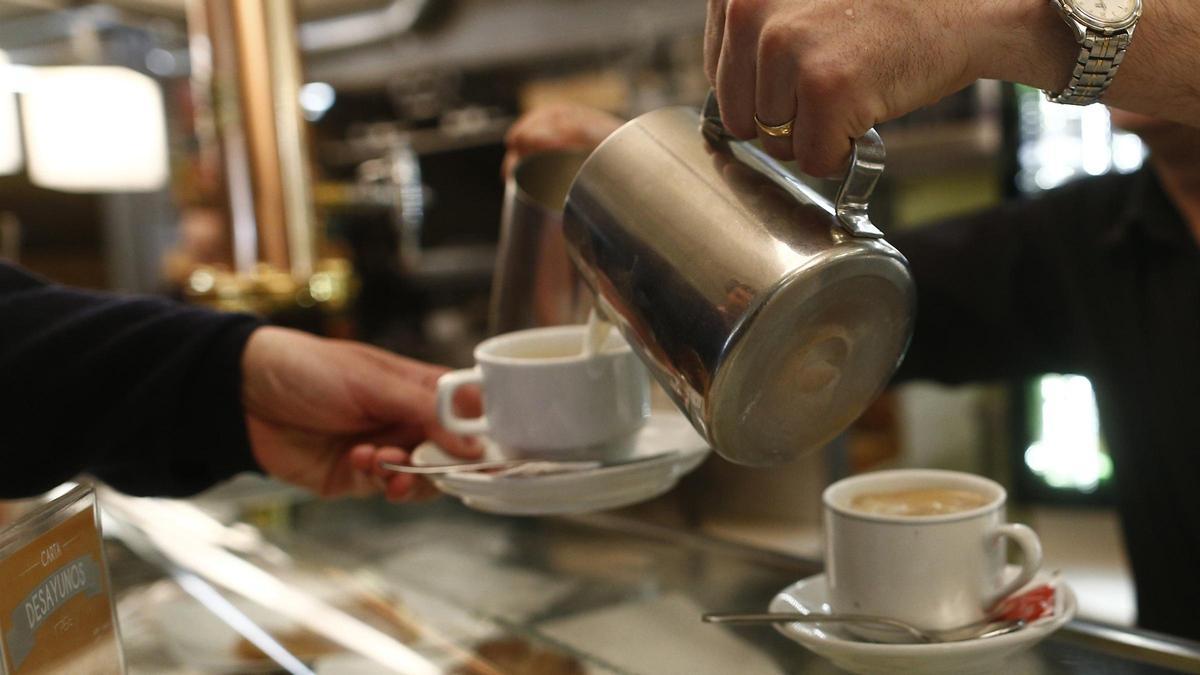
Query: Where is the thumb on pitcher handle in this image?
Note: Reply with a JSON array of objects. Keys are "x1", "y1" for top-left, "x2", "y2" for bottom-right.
[
  {"x1": 436, "y1": 368, "x2": 489, "y2": 436},
  {"x1": 986, "y1": 523, "x2": 1045, "y2": 608}
]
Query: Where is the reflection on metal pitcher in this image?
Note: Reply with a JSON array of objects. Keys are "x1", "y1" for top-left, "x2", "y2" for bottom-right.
[{"x1": 563, "y1": 95, "x2": 915, "y2": 467}]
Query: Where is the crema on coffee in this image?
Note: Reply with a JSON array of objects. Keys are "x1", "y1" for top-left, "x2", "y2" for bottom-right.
[{"x1": 850, "y1": 488, "x2": 991, "y2": 517}]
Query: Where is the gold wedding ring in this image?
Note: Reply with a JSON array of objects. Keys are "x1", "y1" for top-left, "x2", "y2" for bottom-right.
[{"x1": 754, "y1": 115, "x2": 794, "y2": 138}]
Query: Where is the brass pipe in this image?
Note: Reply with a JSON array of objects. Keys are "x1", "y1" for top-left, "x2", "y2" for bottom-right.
[
  {"x1": 186, "y1": 0, "x2": 253, "y2": 273},
  {"x1": 230, "y1": 0, "x2": 289, "y2": 273},
  {"x1": 186, "y1": 0, "x2": 318, "y2": 278},
  {"x1": 183, "y1": 0, "x2": 350, "y2": 314},
  {"x1": 264, "y1": 0, "x2": 317, "y2": 281}
]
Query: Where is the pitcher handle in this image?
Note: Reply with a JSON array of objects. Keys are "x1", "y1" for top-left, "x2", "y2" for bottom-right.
[{"x1": 701, "y1": 90, "x2": 885, "y2": 239}]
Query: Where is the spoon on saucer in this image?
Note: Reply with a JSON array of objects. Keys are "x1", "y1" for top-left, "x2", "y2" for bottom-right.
[
  {"x1": 702, "y1": 612, "x2": 1025, "y2": 644},
  {"x1": 380, "y1": 452, "x2": 674, "y2": 477}
]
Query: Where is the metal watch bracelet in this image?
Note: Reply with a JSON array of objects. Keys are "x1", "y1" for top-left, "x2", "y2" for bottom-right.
[{"x1": 1048, "y1": 31, "x2": 1131, "y2": 105}]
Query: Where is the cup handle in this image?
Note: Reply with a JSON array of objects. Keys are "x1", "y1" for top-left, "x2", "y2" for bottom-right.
[
  {"x1": 986, "y1": 523, "x2": 1045, "y2": 608},
  {"x1": 436, "y1": 368, "x2": 488, "y2": 436}
]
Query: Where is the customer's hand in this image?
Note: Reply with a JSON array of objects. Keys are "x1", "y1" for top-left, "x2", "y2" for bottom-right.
[
  {"x1": 241, "y1": 327, "x2": 483, "y2": 502},
  {"x1": 503, "y1": 103, "x2": 624, "y2": 178},
  {"x1": 705, "y1": 0, "x2": 1075, "y2": 176}
]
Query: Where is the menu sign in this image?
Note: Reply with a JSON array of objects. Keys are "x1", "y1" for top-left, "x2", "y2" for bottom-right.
[{"x1": 0, "y1": 486, "x2": 122, "y2": 674}]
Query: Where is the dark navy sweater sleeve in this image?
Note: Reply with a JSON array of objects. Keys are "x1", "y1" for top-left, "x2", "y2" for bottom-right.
[{"x1": 0, "y1": 262, "x2": 265, "y2": 498}]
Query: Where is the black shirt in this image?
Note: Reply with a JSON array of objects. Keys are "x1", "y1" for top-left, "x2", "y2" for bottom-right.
[
  {"x1": 0, "y1": 263, "x2": 263, "y2": 498},
  {"x1": 892, "y1": 168, "x2": 1200, "y2": 639}
]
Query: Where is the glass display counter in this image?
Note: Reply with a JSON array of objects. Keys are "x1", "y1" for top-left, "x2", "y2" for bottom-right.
[{"x1": 106, "y1": 495, "x2": 1200, "y2": 674}]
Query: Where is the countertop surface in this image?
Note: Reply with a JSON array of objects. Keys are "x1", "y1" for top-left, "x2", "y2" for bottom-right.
[{"x1": 107, "y1": 492, "x2": 1200, "y2": 674}]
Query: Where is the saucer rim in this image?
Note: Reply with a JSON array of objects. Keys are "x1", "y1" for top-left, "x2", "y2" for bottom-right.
[
  {"x1": 413, "y1": 443, "x2": 708, "y2": 488},
  {"x1": 412, "y1": 412, "x2": 709, "y2": 487},
  {"x1": 412, "y1": 425, "x2": 708, "y2": 516},
  {"x1": 429, "y1": 461, "x2": 694, "y2": 499},
  {"x1": 455, "y1": 478, "x2": 682, "y2": 515},
  {"x1": 769, "y1": 568, "x2": 1076, "y2": 655}
]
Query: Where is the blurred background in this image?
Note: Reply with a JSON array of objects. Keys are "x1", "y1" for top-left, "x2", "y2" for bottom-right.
[{"x1": 0, "y1": 0, "x2": 1145, "y2": 628}]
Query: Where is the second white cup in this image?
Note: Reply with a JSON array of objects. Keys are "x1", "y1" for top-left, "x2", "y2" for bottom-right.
[
  {"x1": 436, "y1": 325, "x2": 650, "y2": 459},
  {"x1": 823, "y1": 469, "x2": 1044, "y2": 638}
]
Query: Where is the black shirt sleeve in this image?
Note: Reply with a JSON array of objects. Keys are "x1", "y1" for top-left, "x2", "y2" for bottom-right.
[
  {"x1": 0, "y1": 262, "x2": 265, "y2": 498},
  {"x1": 889, "y1": 173, "x2": 1133, "y2": 385}
]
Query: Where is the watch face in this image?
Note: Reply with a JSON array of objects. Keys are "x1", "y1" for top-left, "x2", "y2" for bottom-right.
[{"x1": 1070, "y1": 0, "x2": 1138, "y2": 25}]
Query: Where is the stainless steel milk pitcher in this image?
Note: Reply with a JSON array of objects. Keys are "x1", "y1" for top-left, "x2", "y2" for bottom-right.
[{"x1": 562, "y1": 93, "x2": 915, "y2": 466}]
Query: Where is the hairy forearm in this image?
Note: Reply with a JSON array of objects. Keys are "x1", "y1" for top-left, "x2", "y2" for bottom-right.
[
  {"x1": 988, "y1": 0, "x2": 1200, "y2": 121},
  {"x1": 1104, "y1": 0, "x2": 1200, "y2": 118}
]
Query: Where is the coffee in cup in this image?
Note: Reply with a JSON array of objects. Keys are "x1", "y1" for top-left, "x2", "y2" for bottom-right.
[
  {"x1": 436, "y1": 325, "x2": 650, "y2": 460},
  {"x1": 849, "y1": 488, "x2": 991, "y2": 517},
  {"x1": 823, "y1": 469, "x2": 1043, "y2": 639}
]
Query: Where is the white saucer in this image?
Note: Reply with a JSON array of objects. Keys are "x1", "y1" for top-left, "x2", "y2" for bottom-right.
[
  {"x1": 412, "y1": 411, "x2": 710, "y2": 516},
  {"x1": 768, "y1": 568, "x2": 1076, "y2": 675}
]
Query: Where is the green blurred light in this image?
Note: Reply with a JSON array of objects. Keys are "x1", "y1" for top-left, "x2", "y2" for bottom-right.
[{"x1": 1024, "y1": 375, "x2": 1113, "y2": 492}]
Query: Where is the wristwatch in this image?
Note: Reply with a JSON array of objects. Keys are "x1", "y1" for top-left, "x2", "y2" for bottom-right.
[{"x1": 1046, "y1": 0, "x2": 1143, "y2": 105}]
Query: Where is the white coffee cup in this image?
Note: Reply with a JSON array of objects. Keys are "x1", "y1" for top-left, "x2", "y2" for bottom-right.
[
  {"x1": 436, "y1": 325, "x2": 650, "y2": 459},
  {"x1": 823, "y1": 469, "x2": 1043, "y2": 636}
]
